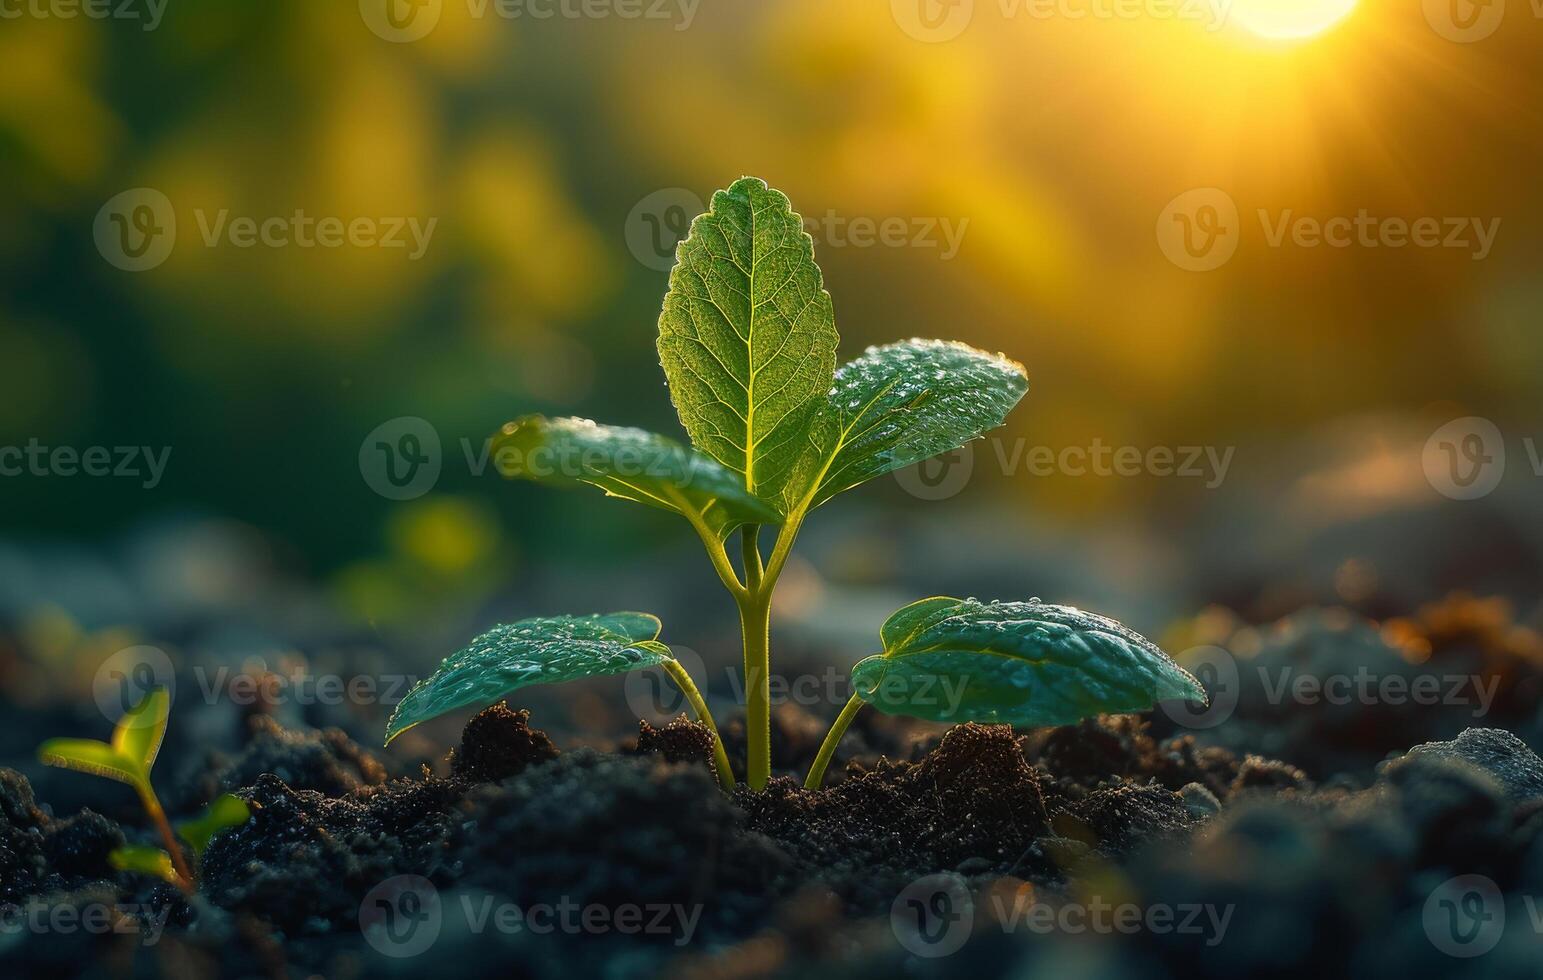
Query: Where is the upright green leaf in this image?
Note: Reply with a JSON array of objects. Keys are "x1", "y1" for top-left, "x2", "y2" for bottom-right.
[
  {"x1": 385, "y1": 613, "x2": 676, "y2": 744},
  {"x1": 794, "y1": 340, "x2": 1028, "y2": 510},
  {"x1": 111, "y1": 688, "x2": 170, "y2": 774},
  {"x1": 38, "y1": 739, "x2": 144, "y2": 788},
  {"x1": 657, "y1": 177, "x2": 839, "y2": 511},
  {"x1": 849, "y1": 597, "x2": 1205, "y2": 726},
  {"x1": 176, "y1": 793, "x2": 251, "y2": 857},
  {"x1": 492, "y1": 415, "x2": 779, "y2": 538},
  {"x1": 110, "y1": 845, "x2": 179, "y2": 885}
]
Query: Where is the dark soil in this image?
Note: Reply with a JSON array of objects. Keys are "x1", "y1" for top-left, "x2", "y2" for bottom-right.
[{"x1": 4, "y1": 597, "x2": 1543, "y2": 978}]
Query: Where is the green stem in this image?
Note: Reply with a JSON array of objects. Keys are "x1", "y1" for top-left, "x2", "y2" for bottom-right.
[
  {"x1": 667, "y1": 488, "x2": 747, "y2": 600},
  {"x1": 804, "y1": 694, "x2": 865, "y2": 789},
  {"x1": 139, "y1": 782, "x2": 194, "y2": 892},
  {"x1": 740, "y1": 525, "x2": 764, "y2": 592},
  {"x1": 738, "y1": 591, "x2": 773, "y2": 790},
  {"x1": 659, "y1": 658, "x2": 736, "y2": 792}
]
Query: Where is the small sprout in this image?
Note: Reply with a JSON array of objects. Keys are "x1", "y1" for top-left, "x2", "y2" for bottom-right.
[
  {"x1": 104, "y1": 794, "x2": 253, "y2": 889},
  {"x1": 399, "y1": 178, "x2": 1177, "y2": 796},
  {"x1": 177, "y1": 793, "x2": 252, "y2": 858},
  {"x1": 386, "y1": 614, "x2": 734, "y2": 791},
  {"x1": 39, "y1": 690, "x2": 252, "y2": 892},
  {"x1": 804, "y1": 597, "x2": 1208, "y2": 788}
]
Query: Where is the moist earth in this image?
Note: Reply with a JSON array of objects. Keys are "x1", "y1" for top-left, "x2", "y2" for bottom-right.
[{"x1": 3, "y1": 600, "x2": 1543, "y2": 979}]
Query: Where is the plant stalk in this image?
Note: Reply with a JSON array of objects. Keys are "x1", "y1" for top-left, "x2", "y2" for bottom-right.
[
  {"x1": 804, "y1": 694, "x2": 865, "y2": 790},
  {"x1": 740, "y1": 525, "x2": 764, "y2": 592},
  {"x1": 738, "y1": 591, "x2": 773, "y2": 790},
  {"x1": 659, "y1": 657, "x2": 737, "y2": 793},
  {"x1": 138, "y1": 783, "x2": 194, "y2": 892}
]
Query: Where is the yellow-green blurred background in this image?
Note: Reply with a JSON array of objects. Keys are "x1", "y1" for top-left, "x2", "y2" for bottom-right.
[{"x1": 3, "y1": 0, "x2": 1542, "y2": 646}]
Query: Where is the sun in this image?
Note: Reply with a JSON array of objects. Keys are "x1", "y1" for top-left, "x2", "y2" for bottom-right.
[{"x1": 1229, "y1": 0, "x2": 1359, "y2": 39}]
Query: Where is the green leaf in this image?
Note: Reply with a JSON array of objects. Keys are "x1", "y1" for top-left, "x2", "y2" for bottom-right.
[
  {"x1": 492, "y1": 415, "x2": 780, "y2": 538},
  {"x1": 38, "y1": 739, "x2": 145, "y2": 789},
  {"x1": 385, "y1": 613, "x2": 676, "y2": 744},
  {"x1": 176, "y1": 793, "x2": 251, "y2": 857},
  {"x1": 657, "y1": 177, "x2": 839, "y2": 511},
  {"x1": 795, "y1": 340, "x2": 1028, "y2": 510},
  {"x1": 849, "y1": 597, "x2": 1205, "y2": 726},
  {"x1": 111, "y1": 688, "x2": 170, "y2": 774},
  {"x1": 109, "y1": 845, "x2": 180, "y2": 885}
]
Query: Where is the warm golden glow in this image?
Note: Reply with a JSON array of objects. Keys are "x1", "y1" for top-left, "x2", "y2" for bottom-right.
[{"x1": 1230, "y1": 0, "x2": 1358, "y2": 39}]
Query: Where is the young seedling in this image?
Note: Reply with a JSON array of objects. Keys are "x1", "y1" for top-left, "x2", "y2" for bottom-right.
[
  {"x1": 39, "y1": 689, "x2": 251, "y2": 893},
  {"x1": 386, "y1": 177, "x2": 1205, "y2": 789}
]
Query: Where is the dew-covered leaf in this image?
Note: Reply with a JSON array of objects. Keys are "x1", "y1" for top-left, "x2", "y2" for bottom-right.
[
  {"x1": 492, "y1": 415, "x2": 779, "y2": 538},
  {"x1": 850, "y1": 597, "x2": 1205, "y2": 726},
  {"x1": 657, "y1": 177, "x2": 839, "y2": 511},
  {"x1": 385, "y1": 614, "x2": 675, "y2": 743},
  {"x1": 38, "y1": 739, "x2": 144, "y2": 788},
  {"x1": 793, "y1": 340, "x2": 1027, "y2": 510},
  {"x1": 176, "y1": 793, "x2": 251, "y2": 857}
]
